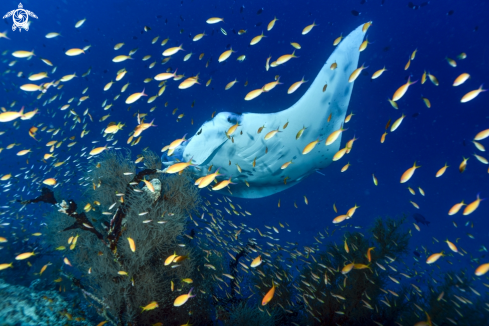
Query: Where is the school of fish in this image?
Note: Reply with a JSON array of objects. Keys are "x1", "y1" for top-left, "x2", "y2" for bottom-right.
[{"x1": 0, "y1": 8, "x2": 487, "y2": 326}]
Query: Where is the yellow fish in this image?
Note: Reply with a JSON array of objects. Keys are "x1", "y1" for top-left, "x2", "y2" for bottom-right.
[
  {"x1": 173, "y1": 288, "x2": 195, "y2": 306},
  {"x1": 15, "y1": 252, "x2": 35, "y2": 260},
  {"x1": 261, "y1": 281, "x2": 276, "y2": 305},
  {"x1": 127, "y1": 237, "x2": 136, "y2": 252},
  {"x1": 141, "y1": 301, "x2": 159, "y2": 312}
]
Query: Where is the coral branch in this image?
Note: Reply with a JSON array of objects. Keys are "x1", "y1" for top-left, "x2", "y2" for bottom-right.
[
  {"x1": 107, "y1": 168, "x2": 158, "y2": 254},
  {"x1": 60, "y1": 200, "x2": 105, "y2": 240},
  {"x1": 81, "y1": 289, "x2": 111, "y2": 310},
  {"x1": 229, "y1": 242, "x2": 255, "y2": 301}
]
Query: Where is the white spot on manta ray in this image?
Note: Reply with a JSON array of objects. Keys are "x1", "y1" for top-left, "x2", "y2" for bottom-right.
[{"x1": 162, "y1": 24, "x2": 367, "y2": 198}]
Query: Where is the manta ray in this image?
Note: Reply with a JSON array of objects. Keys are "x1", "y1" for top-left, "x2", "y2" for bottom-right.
[{"x1": 162, "y1": 23, "x2": 367, "y2": 198}]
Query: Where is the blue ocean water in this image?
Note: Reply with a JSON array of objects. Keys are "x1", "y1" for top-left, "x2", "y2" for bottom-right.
[{"x1": 0, "y1": 0, "x2": 488, "y2": 325}]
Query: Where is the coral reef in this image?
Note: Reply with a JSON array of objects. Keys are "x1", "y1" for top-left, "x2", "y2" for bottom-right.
[
  {"x1": 0, "y1": 278, "x2": 88, "y2": 326},
  {"x1": 17, "y1": 150, "x2": 489, "y2": 326},
  {"x1": 42, "y1": 150, "x2": 214, "y2": 325},
  {"x1": 224, "y1": 302, "x2": 278, "y2": 326}
]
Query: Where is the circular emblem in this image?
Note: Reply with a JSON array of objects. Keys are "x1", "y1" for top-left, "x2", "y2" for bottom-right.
[
  {"x1": 3, "y1": 3, "x2": 37, "y2": 32},
  {"x1": 13, "y1": 9, "x2": 29, "y2": 29}
]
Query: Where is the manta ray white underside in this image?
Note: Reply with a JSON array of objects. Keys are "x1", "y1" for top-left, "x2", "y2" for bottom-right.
[{"x1": 162, "y1": 24, "x2": 366, "y2": 198}]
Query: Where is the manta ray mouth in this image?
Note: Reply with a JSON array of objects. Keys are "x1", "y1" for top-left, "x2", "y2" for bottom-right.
[{"x1": 161, "y1": 142, "x2": 187, "y2": 166}]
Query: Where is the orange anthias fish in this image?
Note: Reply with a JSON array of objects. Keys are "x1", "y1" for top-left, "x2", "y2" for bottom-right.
[
  {"x1": 174, "y1": 288, "x2": 195, "y2": 306},
  {"x1": 367, "y1": 247, "x2": 375, "y2": 262},
  {"x1": 426, "y1": 252, "x2": 444, "y2": 264},
  {"x1": 141, "y1": 301, "x2": 158, "y2": 312},
  {"x1": 127, "y1": 237, "x2": 136, "y2": 252},
  {"x1": 262, "y1": 281, "x2": 276, "y2": 306},
  {"x1": 463, "y1": 194, "x2": 484, "y2": 215},
  {"x1": 392, "y1": 77, "x2": 417, "y2": 102},
  {"x1": 251, "y1": 255, "x2": 263, "y2": 268},
  {"x1": 400, "y1": 162, "x2": 421, "y2": 183}
]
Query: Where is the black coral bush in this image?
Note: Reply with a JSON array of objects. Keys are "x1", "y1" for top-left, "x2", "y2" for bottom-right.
[{"x1": 45, "y1": 150, "x2": 212, "y2": 325}]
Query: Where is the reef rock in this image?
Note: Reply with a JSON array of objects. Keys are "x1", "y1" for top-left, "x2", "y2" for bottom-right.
[
  {"x1": 142, "y1": 178, "x2": 161, "y2": 201},
  {"x1": 0, "y1": 278, "x2": 86, "y2": 325}
]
